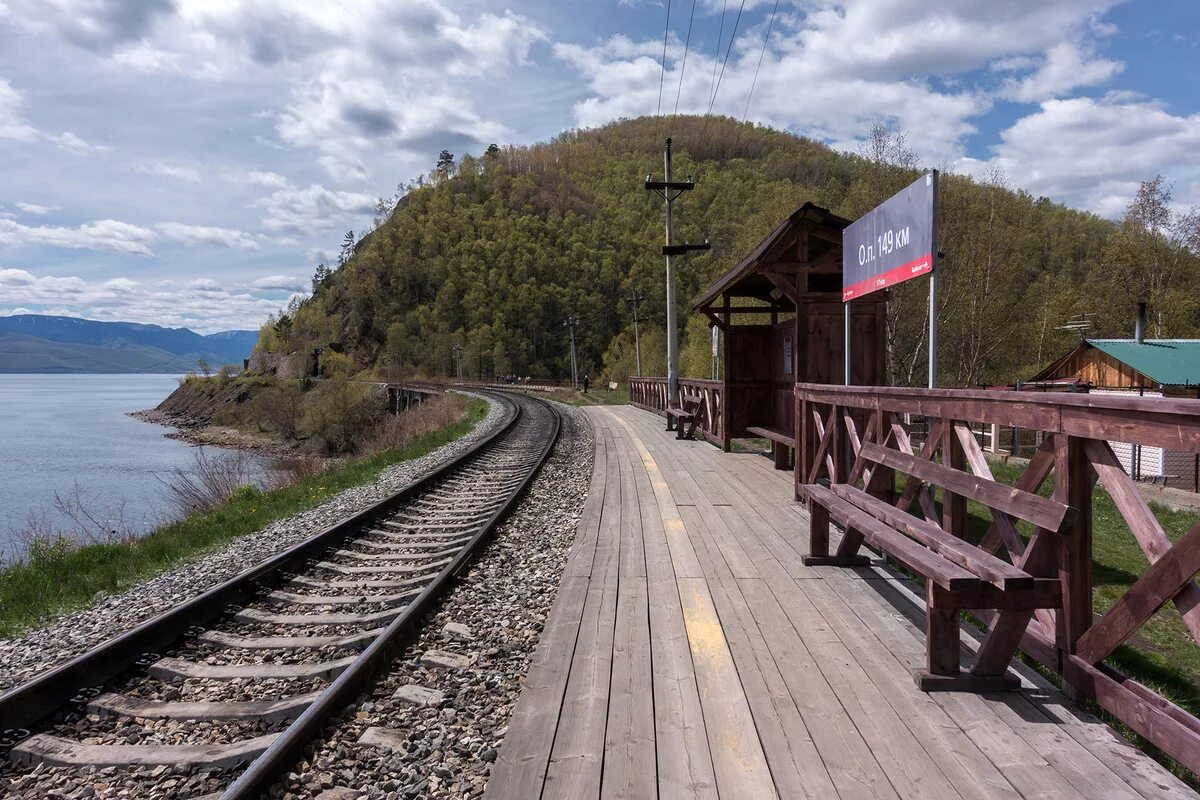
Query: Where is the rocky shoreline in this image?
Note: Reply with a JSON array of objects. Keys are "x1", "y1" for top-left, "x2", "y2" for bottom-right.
[{"x1": 130, "y1": 408, "x2": 304, "y2": 459}]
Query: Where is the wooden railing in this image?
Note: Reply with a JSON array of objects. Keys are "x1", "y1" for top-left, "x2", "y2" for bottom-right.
[
  {"x1": 796, "y1": 382, "x2": 1200, "y2": 774},
  {"x1": 629, "y1": 377, "x2": 727, "y2": 448}
]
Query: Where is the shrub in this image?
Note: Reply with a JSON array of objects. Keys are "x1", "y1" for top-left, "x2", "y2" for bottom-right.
[{"x1": 300, "y1": 379, "x2": 383, "y2": 453}]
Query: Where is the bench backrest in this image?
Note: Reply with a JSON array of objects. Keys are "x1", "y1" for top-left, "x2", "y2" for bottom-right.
[
  {"x1": 859, "y1": 440, "x2": 1072, "y2": 533},
  {"x1": 681, "y1": 393, "x2": 704, "y2": 413}
]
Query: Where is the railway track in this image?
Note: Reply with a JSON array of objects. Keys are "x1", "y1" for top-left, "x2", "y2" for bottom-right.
[{"x1": 0, "y1": 390, "x2": 560, "y2": 799}]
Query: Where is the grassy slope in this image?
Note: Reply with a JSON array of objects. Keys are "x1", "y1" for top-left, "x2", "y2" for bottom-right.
[{"x1": 0, "y1": 398, "x2": 488, "y2": 638}]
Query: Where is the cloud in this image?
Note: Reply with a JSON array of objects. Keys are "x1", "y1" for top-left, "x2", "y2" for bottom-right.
[
  {"x1": 250, "y1": 274, "x2": 307, "y2": 291},
  {"x1": 0, "y1": 78, "x2": 105, "y2": 152},
  {"x1": 138, "y1": 162, "x2": 202, "y2": 182},
  {"x1": 254, "y1": 183, "x2": 376, "y2": 233},
  {"x1": 12, "y1": 1, "x2": 545, "y2": 181},
  {"x1": 15, "y1": 202, "x2": 60, "y2": 215},
  {"x1": 0, "y1": 218, "x2": 157, "y2": 255},
  {"x1": 156, "y1": 221, "x2": 259, "y2": 249},
  {"x1": 0, "y1": 78, "x2": 39, "y2": 141},
  {"x1": 556, "y1": 0, "x2": 1124, "y2": 162},
  {"x1": 999, "y1": 42, "x2": 1123, "y2": 103},
  {"x1": 3, "y1": 0, "x2": 175, "y2": 50},
  {"x1": 241, "y1": 170, "x2": 289, "y2": 189},
  {"x1": 962, "y1": 96, "x2": 1200, "y2": 217},
  {"x1": 0, "y1": 267, "x2": 308, "y2": 333}
]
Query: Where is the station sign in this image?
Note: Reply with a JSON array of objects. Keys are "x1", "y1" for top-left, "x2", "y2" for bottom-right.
[{"x1": 842, "y1": 172, "x2": 936, "y2": 301}]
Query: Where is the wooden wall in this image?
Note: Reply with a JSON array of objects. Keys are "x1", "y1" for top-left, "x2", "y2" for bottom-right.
[{"x1": 1045, "y1": 347, "x2": 1155, "y2": 390}]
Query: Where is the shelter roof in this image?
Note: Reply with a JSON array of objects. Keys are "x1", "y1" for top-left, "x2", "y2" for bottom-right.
[{"x1": 692, "y1": 202, "x2": 851, "y2": 312}]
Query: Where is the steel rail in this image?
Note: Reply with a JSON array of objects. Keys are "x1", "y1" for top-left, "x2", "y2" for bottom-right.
[
  {"x1": 220, "y1": 393, "x2": 560, "y2": 798},
  {"x1": 0, "y1": 390, "x2": 519, "y2": 732}
]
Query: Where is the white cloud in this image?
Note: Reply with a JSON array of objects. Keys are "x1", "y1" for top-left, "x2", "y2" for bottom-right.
[
  {"x1": 0, "y1": 78, "x2": 38, "y2": 141},
  {"x1": 251, "y1": 274, "x2": 307, "y2": 291},
  {"x1": 999, "y1": 42, "x2": 1123, "y2": 103},
  {"x1": 156, "y1": 222, "x2": 259, "y2": 249},
  {"x1": 0, "y1": 267, "x2": 307, "y2": 333},
  {"x1": 962, "y1": 96, "x2": 1200, "y2": 217},
  {"x1": 0, "y1": 218, "x2": 157, "y2": 255},
  {"x1": 254, "y1": 183, "x2": 376, "y2": 232},
  {"x1": 556, "y1": 0, "x2": 1124, "y2": 162},
  {"x1": 15, "y1": 201, "x2": 60, "y2": 215},
  {"x1": 242, "y1": 170, "x2": 289, "y2": 189},
  {"x1": 0, "y1": 78, "x2": 104, "y2": 152},
  {"x1": 11, "y1": 1, "x2": 545, "y2": 181},
  {"x1": 138, "y1": 162, "x2": 202, "y2": 182}
]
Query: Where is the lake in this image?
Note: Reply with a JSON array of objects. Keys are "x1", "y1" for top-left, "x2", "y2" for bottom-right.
[{"x1": 0, "y1": 374, "x2": 241, "y2": 562}]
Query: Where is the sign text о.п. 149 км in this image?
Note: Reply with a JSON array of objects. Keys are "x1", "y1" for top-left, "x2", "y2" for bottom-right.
[{"x1": 842, "y1": 172, "x2": 936, "y2": 301}]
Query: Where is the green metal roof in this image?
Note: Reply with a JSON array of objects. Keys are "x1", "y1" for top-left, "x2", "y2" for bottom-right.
[{"x1": 1088, "y1": 339, "x2": 1200, "y2": 386}]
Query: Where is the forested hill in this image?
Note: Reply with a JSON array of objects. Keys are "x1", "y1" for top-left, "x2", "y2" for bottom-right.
[{"x1": 256, "y1": 115, "x2": 1200, "y2": 388}]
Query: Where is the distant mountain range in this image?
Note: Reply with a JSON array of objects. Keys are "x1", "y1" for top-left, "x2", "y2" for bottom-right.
[{"x1": 0, "y1": 315, "x2": 259, "y2": 373}]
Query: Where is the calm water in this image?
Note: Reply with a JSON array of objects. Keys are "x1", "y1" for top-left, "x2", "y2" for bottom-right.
[{"x1": 0, "y1": 374, "x2": 228, "y2": 561}]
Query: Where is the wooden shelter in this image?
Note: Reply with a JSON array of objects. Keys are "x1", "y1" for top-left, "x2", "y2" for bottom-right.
[{"x1": 693, "y1": 202, "x2": 887, "y2": 461}]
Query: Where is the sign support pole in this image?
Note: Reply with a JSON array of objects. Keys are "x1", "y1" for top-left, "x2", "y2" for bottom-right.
[
  {"x1": 928, "y1": 170, "x2": 939, "y2": 389},
  {"x1": 844, "y1": 304, "x2": 851, "y2": 385}
]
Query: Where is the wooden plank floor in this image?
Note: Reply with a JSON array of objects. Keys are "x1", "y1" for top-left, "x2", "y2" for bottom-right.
[{"x1": 486, "y1": 405, "x2": 1198, "y2": 800}]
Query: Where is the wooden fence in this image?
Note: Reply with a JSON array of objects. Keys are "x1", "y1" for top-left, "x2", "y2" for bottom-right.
[
  {"x1": 629, "y1": 377, "x2": 727, "y2": 448},
  {"x1": 795, "y1": 382, "x2": 1200, "y2": 773}
]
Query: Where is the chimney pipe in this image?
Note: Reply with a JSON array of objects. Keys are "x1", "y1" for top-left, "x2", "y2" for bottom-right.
[{"x1": 1135, "y1": 302, "x2": 1147, "y2": 344}]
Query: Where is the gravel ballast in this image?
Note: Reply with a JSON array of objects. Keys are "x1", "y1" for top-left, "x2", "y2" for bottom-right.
[
  {"x1": 269, "y1": 402, "x2": 592, "y2": 800},
  {"x1": 0, "y1": 393, "x2": 507, "y2": 691}
]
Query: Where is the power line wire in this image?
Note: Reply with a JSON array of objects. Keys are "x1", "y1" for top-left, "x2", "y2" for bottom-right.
[
  {"x1": 671, "y1": 0, "x2": 699, "y2": 121},
  {"x1": 653, "y1": 0, "x2": 674, "y2": 144},
  {"x1": 742, "y1": 0, "x2": 780, "y2": 122},
  {"x1": 699, "y1": 0, "x2": 747, "y2": 145},
  {"x1": 708, "y1": 0, "x2": 729, "y2": 109},
  {"x1": 707, "y1": 0, "x2": 747, "y2": 117}
]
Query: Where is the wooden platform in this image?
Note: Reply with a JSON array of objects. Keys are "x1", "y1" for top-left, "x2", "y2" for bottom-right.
[{"x1": 486, "y1": 405, "x2": 1197, "y2": 800}]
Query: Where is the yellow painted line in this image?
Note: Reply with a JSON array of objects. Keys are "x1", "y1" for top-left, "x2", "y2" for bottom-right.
[
  {"x1": 604, "y1": 409, "x2": 701, "y2": 578},
  {"x1": 603, "y1": 409, "x2": 778, "y2": 798}
]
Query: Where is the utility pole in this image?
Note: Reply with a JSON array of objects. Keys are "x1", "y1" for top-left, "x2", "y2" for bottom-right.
[
  {"x1": 564, "y1": 316, "x2": 579, "y2": 388},
  {"x1": 630, "y1": 288, "x2": 646, "y2": 377},
  {"x1": 451, "y1": 344, "x2": 463, "y2": 381},
  {"x1": 645, "y1": 137, "x2": 709, "y2": 407}
]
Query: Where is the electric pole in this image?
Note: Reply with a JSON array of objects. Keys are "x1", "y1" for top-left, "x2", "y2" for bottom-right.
[
  {"x1": 564, "y1": 316, "x2": 579, "y2": 388},
  {"x1": 451, "y1": 344, "x2": 463, "y2": 381},
  {"x1": 645, "y1": 137, "x2": 709, "y2": 407},
  {"x1": 630, "y1": 287, "x2": 646, "y2": 377}
]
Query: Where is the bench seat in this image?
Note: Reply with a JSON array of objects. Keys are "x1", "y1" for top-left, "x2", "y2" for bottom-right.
[
  {"x1": 665, "y1": 393, "x2": 704, "y2": 440},
  {"x1": 746, "y1": 425, "x2": 795, "y2": 470},
  {"x1": 801, "y1": 438, "x2": 1068, "y2": 692}
]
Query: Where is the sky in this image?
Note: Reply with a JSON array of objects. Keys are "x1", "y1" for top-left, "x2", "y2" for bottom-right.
[{"x1": 0, "y1": 0, "x2": 1197, "y2": 334}]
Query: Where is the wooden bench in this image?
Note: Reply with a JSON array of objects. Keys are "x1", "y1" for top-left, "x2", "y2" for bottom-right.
[
  {"x1": 666, "y1": 393, "x2": 704, "y2": 440},
  {"x1": 746, "y1": 425, "x2": 794, "y2": 470},
  {"x1": 803, "y1": 440, "x2": 1072, "y2": 692}
]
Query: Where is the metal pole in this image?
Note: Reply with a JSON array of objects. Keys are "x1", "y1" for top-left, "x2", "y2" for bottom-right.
[
  {"x1": 928, "y1": 170, "x2": 940, "y2": 389},
  {"x1": 632, "y1": 289, "x2": 643, "y2": 377},
  {"x1": 568, "y1": 318, "x2": 579, "y2": 388},
  {"x1": 844, "y1": 303, "x2": 851, "y2": 385},
  {"x1": 664, "y1": 137, "x2": 679, "y2": 408}
]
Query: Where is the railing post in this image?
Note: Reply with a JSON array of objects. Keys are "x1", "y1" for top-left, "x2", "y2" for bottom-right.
[
  {"x1": 1056, "y1": 433, "x2": 1094, "y2": 699},
  {"x1": 943, "y1": 419, "x2": 966, "y2": 539}
]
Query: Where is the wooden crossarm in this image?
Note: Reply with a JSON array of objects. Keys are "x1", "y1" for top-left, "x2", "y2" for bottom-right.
[
  {"x1": 826, "y1": 484, "x2": 1034, "y2": 591},
  {"x1": 860, "y1": 441, "x2": 1073, "y2": 533},
  {"x1": 806, "y1": 485, "x2": 981, "y2": 591}
]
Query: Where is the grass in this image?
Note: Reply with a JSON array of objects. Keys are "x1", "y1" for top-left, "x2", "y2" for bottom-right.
[{"x1": 0, "y1": 398, "x2": 488, "y2": 639}]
